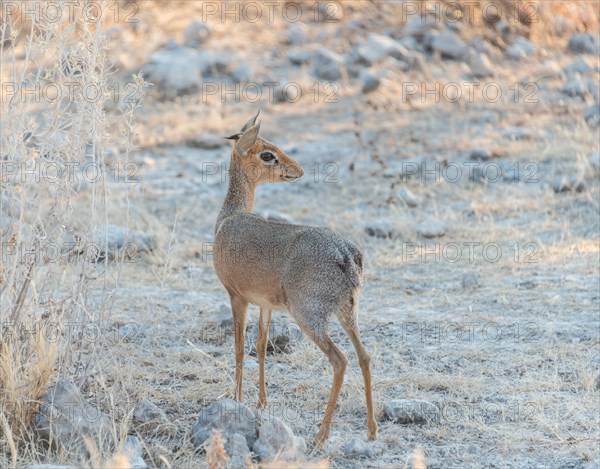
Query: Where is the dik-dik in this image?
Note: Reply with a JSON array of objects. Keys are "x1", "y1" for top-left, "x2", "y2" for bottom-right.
[{"x1": 213, "y1": 111, "x2": 377, "y2": 446}]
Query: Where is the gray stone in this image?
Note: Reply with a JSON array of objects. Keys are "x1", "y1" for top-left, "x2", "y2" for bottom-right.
[
  {"x1": 585, "y1": 103, "x2": 600, "y2": 126},
  {"x1": 355, "y1": 33, "x2": 410, "y2": 65},
  {"x1": 343, "y1": 437, "x2": 374, "y2": 458},
  {"x1": 33, "y1": 380, "x2": 112, "y2": 452},
  {"x1": 252, "y1": 418, "x2": 306, "y2": 462},
  {"x1": 568, "y1": 33, "x2": 600, "y2": 55},
  {"x1": 231, "y1": 63, "x2": 253, "y2": 83},
  {"x1": 91, "y1": 224, "x2": 157, "y2": 260},
  {"x1": 189, "y1": 134, "x2": 225, "y2": 149},
  {"x1": 467, "y1": 50, "x2": 493, "y2": 78},
  {"x1": 469, "y1": 147, "x2": 492, "y2": 161},
  {"x1": 507, "y1": 37, "x2": 537, "y2": 60},
  {"x1": 191, "y1": 399, "x2": 258, "y2": 449},
  {"x1": 595, "y1": 373, "x2": 600, "y2": 391},
  {"x1": 462, "y1": 273, "x2": 480, "y2": 290},
  {"x1": 360, "y1": 69, "x2": 381, "y2": 93},
  {"x1": 383, "y1": 399, "x2": 440, "y2": 424},
  {"x1": 365, "y1": 220, "x2": 398, "y2": 239},
  {"x1": 142, "y1": 46, "x2": 203, "y2": 95},
  {"x1": 564, "y1": 57, "x2": 593, "y2": 76},
  {"x1": 183, "y1": 20, "x2": 211, "y2": 47},
  {"x1": 552, "y1": 175, "x2": 586, "y2": 193},
  {"x1": 416, "y1": 220, "x2": 446, "y2": 238},
  {"x1": 396, "y1": 187, "x2": 419, "y2": 207},
  {"x1": 589, "y1": 152, "x2": 600, "y2": 173},
  {"x1": 403, "y1": 16, "x2": 440, "y2": 40},
  {"x1": 562, "y1": 76, "x2": 599, "y2": 99},
  {"x1": 312, "y1": 49, "x2": 343, "y2": 80},
  {"x1": 287, "y1": 49, "x2": 312, "y2": 65},
  {"x1": 133, "y1": 399, "x2": 170, "y2": 429},
  {"x1": 225, "y1": 432, "x2": 251, "y2": 467},
  {"x1": 287, "y1": 23, "x2": 309, "y2": 45},
  {"x1": 430, "y1": 29, "x2": 467, "y2": 60}
]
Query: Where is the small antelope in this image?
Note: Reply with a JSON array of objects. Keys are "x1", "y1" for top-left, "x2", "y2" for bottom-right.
[{"x1": 213, "y1": 111, "x2": 377, "y2": 446}]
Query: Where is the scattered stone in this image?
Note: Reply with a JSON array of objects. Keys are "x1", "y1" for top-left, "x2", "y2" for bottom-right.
[
  {"x1": 396, "y1": 187, "x2": 419, "y2": 207},
  {"x1": 568, "y1": 33, "x2": 600, "y2": 55},
  {"x1": 595, "y1": 373, "x2": 600, "y2": 391},
  {"x1": 563, "y1": 57, "x2": 593, "y2": 76},
  {"x1": 416, "y1": 220, "x2": 446, "y2": 238},
  {"x1": 562, "y1": 76, "x2": 599, "y2": 100},
  {"x1": 430, "y1": 29, "x2": 467, "y2": 60},
  {"x1": 507, "y1": 37, "x2": 537, "y2": 60},
  {"x1": 33, "y1": 380, "x2": 112, "y2": 452},
  {"x1": 312, "y1": 49, "x2": 343, "y2": 80},
  {"x1": 552, "y1": 175, "x2": 586, "y2": 193},
  {"x1": 502, "y1": 127, "x2": 533, "y2": 141},
  {"x1": 469, "y1": 147, "x2": 492, "y2": 161},
  {"x1": 343, "y1": 438, "x2": 374, "y2": 458},
  {"x1": 188, "y1": 134, "x2": 225, "y2": 149},
  {"x1": 133, "y1": 399, "x2": 170, "y2": 430},
  {"x1": 252, "y1": 418, "x2": 306, "y2": 462},
  {"x1": 360, "y1": 69, "x2": 381, "y2": 93},
  {"x1": 191, "y1": 399, "x2": 258, "y2": 450},
  {"x1": 355, "y1": 33, "x2": 410, "y2": 65},
  {"x1": 383, "y1": 399, "x2": 440, "y2": 424},
  {"x1": 287, "y1": 49, "x2": 312, "y2": 65},
  {"x1": 584, "y1": 103, "x2": 600, "y2": 126},
  {"x1": 467, "y1": 50, "x2": 493, "y2": 78},
  {"x1": 183, "y1": 20, "x2": 211, "y2": 47},
  {"x1": 365, "y1": 220, "x2": 398, "y2": 239},
  {"x1": 403, "y1": 16, "x2": 440, "y2": 40},
  {"x1": 589, "y1": 152, "x2": 600, "y2": 173},
  {"x1": 142, "y1": 46, "x2": 203, "y2": 95},
  {"x1": 462, "y1": 273, "x2": 480, "y2": 290},
  {"x1": 231, "y1": 63, "x2": 253, "y2": 83},
  {"x1": 91, "y1": 224, "x2": 157, "y2": 261},
  {"x1": 225, "y1": 432, "x2": 251, "y2": 467},
  {"x1": 287, "y1": 23, "x2": 309, "y2": 45},
  {"x1": 118, "y1": 321, "x2": 141, "y2": 342}
]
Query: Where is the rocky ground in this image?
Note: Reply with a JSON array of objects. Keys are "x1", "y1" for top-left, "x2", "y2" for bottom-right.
[{"x1": 2, "y1": 1, "x2": 599, "y2": 468}]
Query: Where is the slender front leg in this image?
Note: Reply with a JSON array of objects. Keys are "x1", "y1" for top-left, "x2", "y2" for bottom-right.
[
  {"x1": 229, "y1": 294, "x2": 248, "y2": 402},
  {"x1": 256, "y1": 307, "x2": 272, "y2": 408}
]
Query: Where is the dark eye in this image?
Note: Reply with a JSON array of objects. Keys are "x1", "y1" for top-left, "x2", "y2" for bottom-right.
[{"x1": 260, "y1": 151, "x2": 275, "y2": 162}]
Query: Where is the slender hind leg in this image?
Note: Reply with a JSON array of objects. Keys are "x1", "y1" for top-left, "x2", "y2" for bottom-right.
[
  {"x1": 229, "y1": 294, "x2": 248, "y2": 402},
  {"x1": 298, "y1": 326, "x2": 347, "y2": 448},
  {"x1": 340, "y1": 321, "x2": 378, "y2": 440},
  {"x1": 256, "y1": 307, "x2": 272, "y2": 408}
]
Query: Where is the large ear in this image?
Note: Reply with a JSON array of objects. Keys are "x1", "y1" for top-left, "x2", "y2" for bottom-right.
[
  {"x1": 240, "y1": 109, "x2": 260, "y2": 133},
  {"x1": 235, "y1": 121, "x2": 260, "y2": 156}
]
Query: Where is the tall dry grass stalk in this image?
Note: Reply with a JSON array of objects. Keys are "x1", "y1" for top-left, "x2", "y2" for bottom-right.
[{"x1": 1, "y1": 1, "x2": 146, "y2": 465}]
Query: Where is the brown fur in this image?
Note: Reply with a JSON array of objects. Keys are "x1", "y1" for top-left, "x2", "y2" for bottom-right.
[{"x1": 213, "y1": 111, "x2": 377, "y2": 447}]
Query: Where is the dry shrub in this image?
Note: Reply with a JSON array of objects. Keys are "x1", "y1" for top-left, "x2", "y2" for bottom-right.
[
  {"x1": 1, "y1": 1, "x2": 146, "y2": 465},
  {"x1": 205, "y1": 429, "x2": 229, "y2": 469}
]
